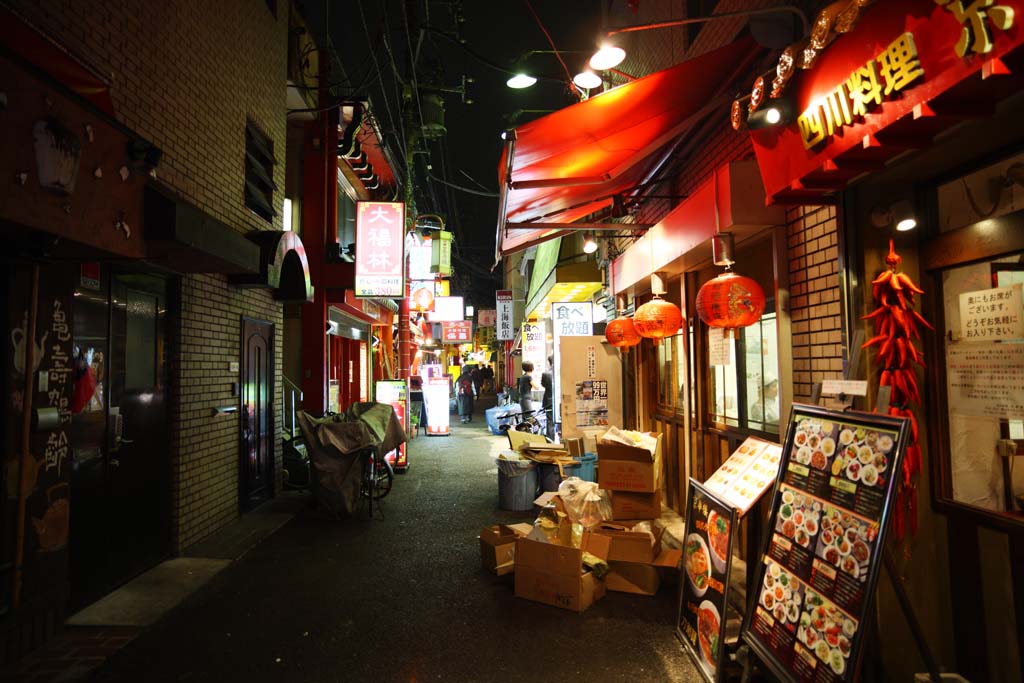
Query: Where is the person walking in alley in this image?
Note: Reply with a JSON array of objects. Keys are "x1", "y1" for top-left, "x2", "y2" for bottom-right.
[
  {"x1": 471, "y1": 364, "x2": 482, "y2": 396},
  {"x1": 457, "y1": 366, "x2": 476, "y2": 423},
  {"x1": 541, "y1": 356, "x2": 554, "y2": 439},
  {"x1": 518, "y1": 361, "x2": 538, "y2": 417}
]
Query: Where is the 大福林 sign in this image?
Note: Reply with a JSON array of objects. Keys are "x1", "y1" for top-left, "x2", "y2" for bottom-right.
[
  {"x1": 355, "y1": 201, "x2": 405, "y2": 297},
  {"x1": 678, "y1": 480, "x2": 737, "y2": 683},
  {"x1": 741, "y1": 404, "x2": 908, "y2": 683}
]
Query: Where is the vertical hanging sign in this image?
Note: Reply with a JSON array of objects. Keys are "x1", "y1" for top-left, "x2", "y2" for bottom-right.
[
  {"x1": 431, "y1": 230, "x2": 453, "y2": 276},
  {"x1": 496, "y1": 290, "x2": 515, "y2": 341},
  {"x1": 355, "y1": 201, "x2": 405, "y2": 297}
]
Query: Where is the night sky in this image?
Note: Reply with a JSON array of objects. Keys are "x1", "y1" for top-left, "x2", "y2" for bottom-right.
[{"x1": 330, "y1": 0, "x2": 622, "y2": 305}]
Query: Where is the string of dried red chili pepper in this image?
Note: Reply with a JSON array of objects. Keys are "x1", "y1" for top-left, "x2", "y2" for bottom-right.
[{"x1": 861, "y1": 239, "x2": 933, "y2": 540}]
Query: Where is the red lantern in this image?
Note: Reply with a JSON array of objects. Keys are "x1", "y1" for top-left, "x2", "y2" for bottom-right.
[
  {"x1": 605, "y1": 317, "x2": 641, "y2": 351},
  {"x1": 695, "y1": 271, "x2": 766, "y2": 336},
  {"x1": 633, "y1": 297, "x2": 683, "y2": 340},
  {"x1": 411, "y1": 286, "x2": 434, "y2": 312}
]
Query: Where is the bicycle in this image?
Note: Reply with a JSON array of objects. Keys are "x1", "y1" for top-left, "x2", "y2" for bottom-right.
[
  {"x1": 361, "y1": 447, "x2": 394, "y2": 518},
  {"x1": 498, "y1": 407, "x2": 552, "y2": 436}
]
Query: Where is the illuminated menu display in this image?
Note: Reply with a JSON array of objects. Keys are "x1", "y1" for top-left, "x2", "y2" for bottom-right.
[{"x1": 742, "y1": 405, "x2": 907, "y2": 683}]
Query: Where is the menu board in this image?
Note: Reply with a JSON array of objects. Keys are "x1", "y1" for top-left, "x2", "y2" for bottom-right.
[
  {"x1": 677, "y1": 481, "x2": 737, "y2": 683},
  {"x1": 741, "y1": 405, "x2": 907, "y2": 683},
  {"x1": 704, "y1": 436, "x2": 783, "y2": 515},
  {"x1": 423, "y1": 376, "x2": 450, "y2": 436}
]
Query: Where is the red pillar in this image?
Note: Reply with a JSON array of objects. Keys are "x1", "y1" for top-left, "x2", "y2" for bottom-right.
[{"x1": 300, "y1": 98, "x2": 339, "y2": 412}]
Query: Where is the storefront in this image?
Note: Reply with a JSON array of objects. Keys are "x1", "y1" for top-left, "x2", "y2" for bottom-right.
[{"x1": 742, "y1": 1, "x2": 1024, "y2": 679}]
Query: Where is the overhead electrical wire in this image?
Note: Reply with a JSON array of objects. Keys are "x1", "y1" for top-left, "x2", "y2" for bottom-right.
[{"x1": 522, "y1": 0, "x2": 581, "y2": 97}]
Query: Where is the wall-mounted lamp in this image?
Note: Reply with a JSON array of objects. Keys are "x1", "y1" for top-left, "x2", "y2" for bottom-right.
[
  {"x1": 711, "y1": 232, "x2": 735, "y2": 267},
  {"x1": 572, "y1": 70, "x2": 603, "y2": 90},
  {"x1": 870, "y1": 200, "x2": 917, "y2": 232},
  {"x1": 506, "y1": 73, "x2": 537, "y2": 89},
  {"x1": 746, "y1": 98, "x2": 794, "y2": 130},
  {"x1": 583, "y1": 234, "x2": 598, "y2": 254},
  {"x1": 589, "y1": 43, "x2": 626, "y2": 71}
]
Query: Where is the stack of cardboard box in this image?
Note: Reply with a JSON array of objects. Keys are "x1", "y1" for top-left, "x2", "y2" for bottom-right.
[
  {"x1": 477, "y1": 430, "x2": 681, "y2": 610},
  {"x1": 595, "y1": 432, "x2": 681, "y2": 595}
]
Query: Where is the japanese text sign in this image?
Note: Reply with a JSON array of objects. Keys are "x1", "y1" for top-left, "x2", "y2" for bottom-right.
[
  {"x1": 522, "y1": 321, "x2": 546, "y2": 373},
  {"x1": 496, "y1": 290, "x2": 515, "y2": 340},
  {"x1": 355, "y1": 201, "x2": 405, "y2": 297},
  {"x1": 959, "y1": 284, "x2": 1023, "y2": 342},
  {"x1": 946, "y1": 342, "x2": 1024, "y2": 419},
  {"x1": 550, "y1": 302, "x2": 593, "y2": 337},
  {"x1": 441, "y1": 321, "x2": 473, "y2": 344}
]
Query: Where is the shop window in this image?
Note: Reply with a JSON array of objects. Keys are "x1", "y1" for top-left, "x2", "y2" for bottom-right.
[
  {"x1": 707, "y1": 309, "x2": 779, "y2": 434},
  {"x1": 656, "y1": 333, "x2": 686, "y2": 411},
  {"x1": 938, "y1": 254, "x2": 1024, "y2": 517},
  {"x1": 244, "y1": 121, "x2": 276, "y2": 222}
]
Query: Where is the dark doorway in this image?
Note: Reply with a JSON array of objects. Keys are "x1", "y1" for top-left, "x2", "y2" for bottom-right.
[
  {"x1": 240, "y1": 318, "x2": 274, "y2": 511},
  {"x1": 69, "y1": 271, "x2": 170, "y2": 609}
]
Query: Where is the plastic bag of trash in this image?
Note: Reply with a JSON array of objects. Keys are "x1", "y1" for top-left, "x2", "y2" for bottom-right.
[
  {"x1": 495, "y1": 450, "x2": 535, "y2": 478},
  {"x1": 557, "y1": 477, "x2": 611, "y2": 528}
]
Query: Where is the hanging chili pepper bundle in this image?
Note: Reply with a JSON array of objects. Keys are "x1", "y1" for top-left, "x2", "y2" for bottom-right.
[{"x1": 861, "y1": 239, "x2": 933, "y2": 540}]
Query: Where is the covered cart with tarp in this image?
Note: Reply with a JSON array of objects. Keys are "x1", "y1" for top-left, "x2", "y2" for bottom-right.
[{"x1": 296, "y1": 402, "x2": 407, "y2": 517}]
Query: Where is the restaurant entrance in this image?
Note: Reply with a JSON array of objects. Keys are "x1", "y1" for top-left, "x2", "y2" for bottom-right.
[{"x1": 69, "y1": 271, "x2": 171, "y2": 609}]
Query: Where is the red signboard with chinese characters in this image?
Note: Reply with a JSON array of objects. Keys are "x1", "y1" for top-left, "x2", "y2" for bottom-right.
[
  {"x1": 441, "y1": 321, "x2": 472, "y2": 343},
  {"x1": 750, "y1": 0, "x2": 1024, "y2": 203},
  {"x1": 355, "y1": 201, "x2": 405, "y2": 297}
]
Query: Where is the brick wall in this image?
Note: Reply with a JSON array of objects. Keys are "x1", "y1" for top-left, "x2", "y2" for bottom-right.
[
  {"x1": 173, "y1": 275, "x2": 283, "y2": 551},
  {"x1": 8, "y1": 0, "x2": 289, "y2": 234},
  {"x1": 10, "y1": 0, "x2": 291, "y2": 551},
  {"x1": 787, "y1": 205, "x2": 844, "y2": 402}
]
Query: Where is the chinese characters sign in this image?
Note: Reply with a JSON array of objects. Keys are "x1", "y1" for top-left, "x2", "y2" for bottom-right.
[
  {"x1": 355, "y1": 201, "x2": 405, "y2": 297},
  {"x1": 441, "y1": 321, "x2": 472, "y2": 343},
  {"x1": 431, "y1": 230, "x2": 453, "y2": 276},
  {"x1": 478, "y1": 309, "x2": 497, "y2": 327},
  {"x1": 798, "y1": 33, "x2": 924, "y2": 149},
  {"x1": 946, "y1": 343, "x2": 1024, "y2": 419},
  {"x1": 959, "y1": 284, "x2": 1023, "y2": 341},
  {"x1": 936, "y1": 0, "x2": 1016, "y2": 57},
  {"x1": 375, "y1": 380, "x2": 408, "y2": 468},
  {"x1": 496, "y1": 290, "x2": 515, "y2": 341},
  {"x1": 551, "y1": 302, "x2": 593, "y2": 337},
  {"x1": 574, "y1": 380, "x2": 608, "y2": 427},
  {"x1": 750, "y1": 1, "x2": 1024, "y2": 203}
]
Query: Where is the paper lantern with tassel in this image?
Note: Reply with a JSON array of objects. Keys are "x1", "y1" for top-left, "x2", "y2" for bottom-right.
[
  {"x1": 695, "y1": 272, "x2": 766, "y2": 337},
  {"x1": 633, "y1": 297, "x2": 683, "y2": 340},
  {"x1": 605, "y1": 317, "x2": 641, "y2": 351},
  {"x1": 411, "y1": 286, "x2": 435, "y2": 312}
]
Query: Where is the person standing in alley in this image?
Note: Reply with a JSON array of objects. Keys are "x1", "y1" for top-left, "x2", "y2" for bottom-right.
[
  {"x1": 457, "y1": 365, "x2": 476, "y2": 423},
  {"x1": 518, "y1": 361, "x2": 537, "y2": 417},
  {"x1": 541, "y1": 356, "x2": 554, "y2": 439},
  {"x1": 471, "y1": 364, "x2": 482, "y2": 396}
]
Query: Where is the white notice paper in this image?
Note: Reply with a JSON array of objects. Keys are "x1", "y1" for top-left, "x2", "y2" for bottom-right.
[
  {"x1": 709, "y1": 328, "x2": 731, "y2": 366},
  {"x1": 959, "y1": 284, "x2": 1023, "y2": 342}
]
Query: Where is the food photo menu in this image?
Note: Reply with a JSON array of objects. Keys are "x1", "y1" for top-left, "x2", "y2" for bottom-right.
[
  {"x1": 677, "y1": 480, "x2": 737, "y2": 683},
  {"x1": 703, "y1": 437, "x2": 784, "y2": 515},
  {"x1": 741, "y1": 405, "x2": 908, "y2": 683}
]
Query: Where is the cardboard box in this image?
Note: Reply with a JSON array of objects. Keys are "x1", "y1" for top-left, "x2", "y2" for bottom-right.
[
  {"x1": 479, "y1": 524, "x2": 531, "y2": 576},
  {"x1": 605, "y1": 549, "x2": 682, "y2": 595},
  {"x1": 533, "y1": 491, "x2": 567, "y2": 515},
  {"x1": 594, "y1": 521, "x2": 662, "y2": 563},
  {"x1": 609, "y1": 490, "x2": 663, "y2": 520},
  {"x1": 563, "y1": 437, "x2": 584, "y2": 457},
  {"x1": 597, "y1": 433, "x2": 663, "y2": 492},
  {"x1": 514, "y1": 532, "x2": 611, "y2": 612}
]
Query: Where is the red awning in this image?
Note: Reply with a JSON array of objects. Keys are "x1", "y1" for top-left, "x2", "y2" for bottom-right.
[{"x1": 495, "y1": 37, "x2": 756, "y2": 262}]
